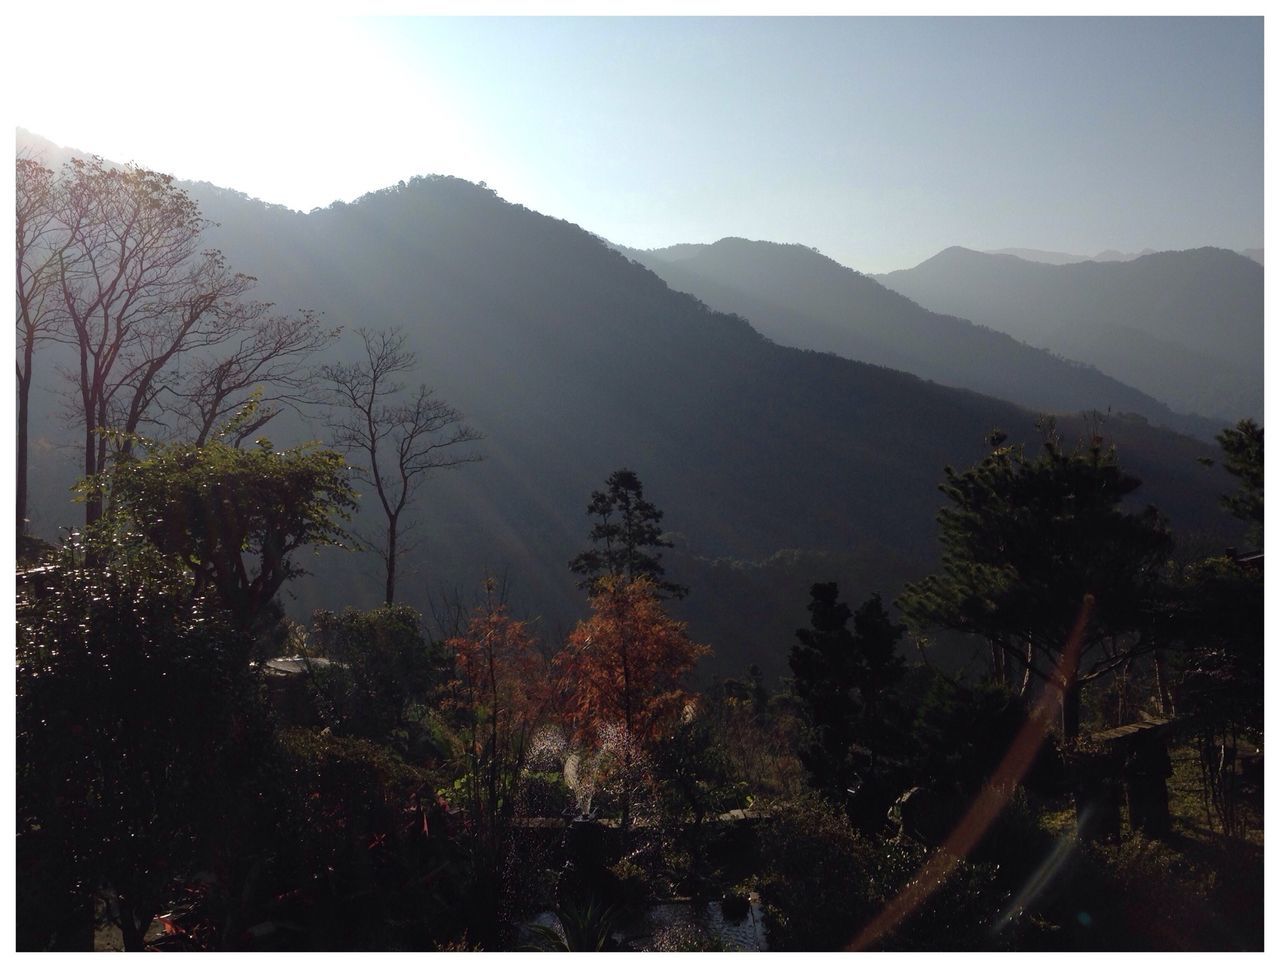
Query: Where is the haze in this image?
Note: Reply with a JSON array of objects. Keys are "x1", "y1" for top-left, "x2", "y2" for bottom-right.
[{"x1": 11, "y1": 14, "x2": 1263, "y2": 274}]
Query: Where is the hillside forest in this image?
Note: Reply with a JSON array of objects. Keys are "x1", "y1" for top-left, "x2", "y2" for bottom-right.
[{"x1": 14, "y1": 146, "x2": 1264, "y2": 952}]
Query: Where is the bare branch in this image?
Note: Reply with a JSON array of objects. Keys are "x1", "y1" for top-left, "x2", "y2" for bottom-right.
[{"x1": 320, "y1": 327, "x2": 484, "y2": 603}]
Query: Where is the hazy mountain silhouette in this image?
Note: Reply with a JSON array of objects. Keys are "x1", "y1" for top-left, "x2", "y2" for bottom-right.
[
  {"x1": 876, "y1": 246, "x2": 1263, "y2": 423},
  {"x1": 16, "y1": 130, "x2": 1243, "y2": 677},
  {"x1": 624, "y1": 238, "x2": 1217, "y2": 440},
  {"x1": 988, "y1": 246, "x2": 1262, "y2": 266},
  {"x1": 986, "y1": 247, "x2": 1156, "y2": 265}
]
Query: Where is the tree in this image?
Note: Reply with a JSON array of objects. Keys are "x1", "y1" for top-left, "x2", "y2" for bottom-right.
[
  {"x1": 15, "y1": 158, "x2": 64, "y2": 541},
  {"x1": 46, "y1": 156, "x2": 333, "y2": 525},
  {"x1": 1215, "y1": 418, "x2": 1262, "y2": 545},
  {"x1": 17, "y1": 536, "x2": 257, "y2": 951},
  {"x1": 569, "y1": 468, "x2": 687, "y2": 599},
  {"x1": 556, "y1": 577, "x2": 709, "y2": 829},
  {"x1": 309, "y1": 603, "x2": 448, "y2": 743},
  {"x1": 164, "y1": 308, "x2": 339, "y2": 446},
  {"x1": 444, "y1": 581, "x2": 550, "y2": 922},
  {"x1": 789, "y1": 584, "x2": 906, "y2": 814},
  {"x1": 97, "y1": 409, "x2": 357, "y2": 640},
  {"x1": 899, "y1": 426, "x2": 1173, "y2": 743},
  {"x1": 323, "y1": 328, "x2": 482, "y2": 604}
]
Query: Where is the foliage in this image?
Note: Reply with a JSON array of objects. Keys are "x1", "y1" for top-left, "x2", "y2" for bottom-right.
[
  {"x1": 445, "y1": 587, "x2": 550, "y2": 827},
  {"x1": 16, "y1": 536, "x2": 259, "y2": 951},
  {"x1": 97, "y1": 420, "x2": 356, "y2": 638},
  {"x1": 910, "y1": 675, "x2": 1056, "y2": 796},
  {"x1": 652, "y1": 701, "x2": 747, "y2": 826},
  {"x1": 1168, "y1": 554, "x2": 1263, "y2": 836},
  {"x1": 308, "y1": 603, "x2": 449, "y2": 745},
  {"x1": 789, "y1": 583, "x2": 906, "y2": 811},
  {"x1": 899, "y1": 426, "x2": 1173, "y2": 740},
  {"x1": 557, "y1": 577, "x2": 709, "y2": 751},
  {"x1": 755, "y1": 794, "x2": 876, "y2": 950},
  {"x1": 570, "y1": 468, "x2": 687, "y2": 599},
  {"x1": 1214, "y1": 418, "x2": 1262, "y2": 543},
  {"x1": 523, "y1": 897, "x2": 624, "y2": 951}
]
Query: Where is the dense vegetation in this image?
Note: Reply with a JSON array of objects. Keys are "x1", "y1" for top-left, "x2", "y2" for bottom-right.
[{"x1": 14, "y1": 149, "x2": 1263, "y2": 951}]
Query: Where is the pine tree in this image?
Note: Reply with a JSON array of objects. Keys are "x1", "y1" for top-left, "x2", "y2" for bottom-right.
[
  {"x1": 790, "y1": 583, "x2": 905, "y2": 806},
  {"x1": 569, "y1": 468, "x2": 687, "y2": 599},
  {"x1": 899, "y1": 426, "x2": 1172, "y2": 743}
]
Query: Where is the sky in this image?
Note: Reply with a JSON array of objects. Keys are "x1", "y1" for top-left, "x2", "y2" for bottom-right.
[{"x1": 9, "y1": 12, "x2": 1264, "y2": 273}]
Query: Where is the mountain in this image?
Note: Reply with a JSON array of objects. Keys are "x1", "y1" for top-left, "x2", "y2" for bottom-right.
[
  {"x1": 624, "y1": 238, "x2": 1217, "y2": 440},
  {"x1": 16, "y1": 132, "x2": 1243, "y2": 678},
  {"x1": 987, "y1": 246, "x2": 1261, "y2": 266},
  {"x1": 986, "y1": 247, "x2": 1157, "y2": 265},
  {"x1": 876, "y1": 246, "x2": 1263, "y2": 423}
]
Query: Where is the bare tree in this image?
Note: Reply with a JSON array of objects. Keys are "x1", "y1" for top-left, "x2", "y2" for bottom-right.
[
  {"x1": 323, "y1": 328, "x2": 483, "y2": 604},
  {"x1": 15, "y1": 158, "x2": 64, "y2": 540},
  {"x1": 44, "y1": 155, "x2": 333, "y2": 524}
]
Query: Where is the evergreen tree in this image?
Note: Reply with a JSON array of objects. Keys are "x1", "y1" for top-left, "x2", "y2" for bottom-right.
[
  {"x1": 790, "y1": 583, "x2": 905, "y2": 808},
  {"x1": 569, "y1": 468, "x2": 687, "y2": 599},
  {"x1": 1215, "y1": 418, "x2": 1263, "y2": 545},
  {"x1": 899, "y1": 425, "x2": 1172, "y2": 743}
]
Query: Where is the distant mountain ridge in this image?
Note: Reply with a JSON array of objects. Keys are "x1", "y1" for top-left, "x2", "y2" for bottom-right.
[
  {"x1": 985, "y1": 246, "x2": 1261, "y2": 266},
  {"x1": 625, "y1": 238, "x2": 1219, "y2": 441},
  {"x1": 875, "y1": 246, "x2": 1263, "y2": 423}
]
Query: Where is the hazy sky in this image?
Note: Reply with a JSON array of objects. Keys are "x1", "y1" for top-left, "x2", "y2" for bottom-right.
[{"x1": 12, "y1": 14, "x2": 1263, "y2": 272}]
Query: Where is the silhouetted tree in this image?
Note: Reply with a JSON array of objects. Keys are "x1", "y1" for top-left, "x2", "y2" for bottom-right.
[
  {"x1": 790, "y1": 584, "x2": 905, "y2": 813},
  {"x1": 323, "y1": 328, "x2": 482, "y2": 604},
  {"x1": 899, "y1": 425, "x2": 1172, "y2": 743},
  {"x1": 17, "y1": 537, "x2": 256, "y2": 951},
  {"x1": 1215, "y1": 418, "x2": 1263, "y2": 545},
  {"x1": 569, "y1": 468, "x2": 687, "y2": 599},
  {"x1": 15, "y1": 158, "x2": 63, "y2": 541}
]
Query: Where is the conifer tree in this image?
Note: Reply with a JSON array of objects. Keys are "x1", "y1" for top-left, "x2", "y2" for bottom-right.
[
  {"x1": 569, "y1": 468, "x2": 687, "y2": 599},
  {"x1": 790, "y1": 584, "x2": 905, "y2": 806},
  {"x1": 899, "y1": 425, "x2": 1172, "y2": 743}
]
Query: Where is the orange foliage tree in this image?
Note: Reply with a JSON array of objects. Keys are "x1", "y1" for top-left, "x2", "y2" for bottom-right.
[
  {"x1": 446, "y1": 584, "x2": 549, "y2": 830},
  {"x1": 555, "y1": 577, "x2": 710, "y2": 827}
]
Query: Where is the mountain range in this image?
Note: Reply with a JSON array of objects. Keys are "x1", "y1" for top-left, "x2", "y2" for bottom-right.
[
  {"x1": 876, "y1": 246, "x2": 1263, "y2": 424},
  {"x1": 624, "y1": 238, "x2": 1219, "y2": 441},
  {"x1": 16, "y1": 130, "x2": 1246, "y2": 678},
  {"x1": 986, "y1": 246, "x2": 1262, "y2": 266}
]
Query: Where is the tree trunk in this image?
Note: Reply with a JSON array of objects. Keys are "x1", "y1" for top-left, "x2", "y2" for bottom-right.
[
  {"x1": 83, "y1": 425, "x2": 102, "y2": 526},
  {"x1": 17, "y1": 361, "x2": 31, "y2": 542},
  {"x1": 384, "y1": 517, "x2": 398, "y2": 604},
  {"x1": 990, "y1": 641, "x2": 1005, "y2": 686},
  {"x1": 1061, "y1": 675, "x2": 1081, "y2": 745},
  {"x1": 1153, "y1": 649, "x2": 1174, "y2": 717}
]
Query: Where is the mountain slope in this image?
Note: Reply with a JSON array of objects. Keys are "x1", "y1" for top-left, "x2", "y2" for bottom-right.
[
  {"x1": 625, "y1": 238, "x2": 1217, "y2": 440},
  {"x1": 876, "y1": 246, "x2": 1263, "y2": 422}
]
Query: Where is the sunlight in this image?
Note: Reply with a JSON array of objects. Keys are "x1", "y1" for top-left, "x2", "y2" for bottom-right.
[{"x1": 13, "y1": 12, "x2": 495, "y2": 209}]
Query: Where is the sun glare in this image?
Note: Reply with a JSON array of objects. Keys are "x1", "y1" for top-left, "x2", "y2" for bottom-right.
[{"x1": 13, "y1": 13, "x2": 494, "y2": 210}]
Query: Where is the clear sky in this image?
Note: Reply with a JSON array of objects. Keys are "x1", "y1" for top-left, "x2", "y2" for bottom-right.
[{"x1": 11, "y1": 13, "x2": 1263, "y2": 272}]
